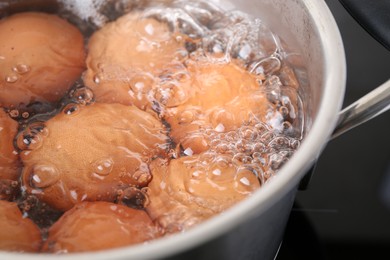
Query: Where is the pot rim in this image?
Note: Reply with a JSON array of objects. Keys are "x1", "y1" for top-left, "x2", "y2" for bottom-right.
[{"x1": 0, "y1": 0, "x2": 346, "y2": 259}]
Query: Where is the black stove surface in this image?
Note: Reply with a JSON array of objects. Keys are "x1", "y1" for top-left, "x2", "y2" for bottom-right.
[{"x1": 277, "y1": 0, "x2": 390, "y2": 259}]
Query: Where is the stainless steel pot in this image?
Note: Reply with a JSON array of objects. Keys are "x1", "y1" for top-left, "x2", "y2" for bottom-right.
[{"x1": 0, "y1": 0, "x2": 388, "y2": 259}]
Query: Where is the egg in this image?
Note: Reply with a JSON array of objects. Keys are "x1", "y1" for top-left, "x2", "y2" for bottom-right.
[
  {"x1": 0, "y1": 200, "x2": 42, "y2": 252},
  {"x1": 19, "y1": 102, "x2": 169, "y2": 211},
  {"x1": 83, "y1": 12, "x2": 188, "y2": 110},
  {"x1": 43, "y1": 201, "x2": 162, "y2": 253},
  {"x1": 0, "y1": 12, "x2": 85, "y2": 108},
  {"x1": 0, "y1": 109, "x2": 20, "y2": 182},
  {"x1": 161, "y1": 56, "x2": 272, "y2": 154},
  {"x1": 146, "y1": 156, "x2": 261, "y2": 233}
]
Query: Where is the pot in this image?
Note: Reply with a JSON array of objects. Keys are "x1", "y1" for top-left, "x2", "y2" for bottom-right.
[{"x1": 0, "y1": 0, "x2": 388, "y2": 259}]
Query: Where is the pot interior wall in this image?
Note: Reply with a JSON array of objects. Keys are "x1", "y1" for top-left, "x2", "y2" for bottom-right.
[{"x1": 225, "y1": 0, "x2": 326, "y2": 134}]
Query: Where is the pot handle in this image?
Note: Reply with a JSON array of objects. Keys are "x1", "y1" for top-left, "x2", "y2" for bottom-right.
[
  {"x1": 338, "y1": 0, "x2": 390, "y2": 51},
  {"x1": 331, "y1": 79, "x2": 390, "y2": 139},
  {"x1": 299, "y1": 79, "x2": 390, "y2": 189},
  {"x1": 331, "y1": 0, "x2": 390, "y2": 139}
]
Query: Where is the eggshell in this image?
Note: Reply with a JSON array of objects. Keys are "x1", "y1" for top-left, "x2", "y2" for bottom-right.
[
  {"x1": 146, "y1": 156, "x2": 261, "y2": 233},
  {"x1": 83, "y1": 12, "x2": 187, "y2": 110},
  {"x1": 0, "y1": 12, "x2": 85, "y2": 108},
  {"x1": 43, "y1": 201, "x2": 162, "y2": 253},
  {"x1": 20, "y1": 103, "x2": 168, "y2": 211},
  {"x1": 162, "y1": 58, "x2": 271, "y2": 154},
  {"x1": 0, "y1": 200, "x2": 42, "y2": 252},
  {"x1": 0, "y1": 109, "x2": 20, "y2": 181}
]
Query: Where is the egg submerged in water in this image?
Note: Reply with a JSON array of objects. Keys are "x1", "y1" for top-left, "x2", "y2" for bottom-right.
[
  {"x1": 0, "y1": 12, "x2": 85, "y2": 108},
  {"x1": 0, "y1": 109, "x2": 20, "y2": 183},
  {"x1": 83, "y1": 12, "x2": 188, "y2": 111},
  {"x1": 43, "y1": 201, "x2": 162, "y2": 253},
  {"x1": 0, "y1": 200, "x2": 42, "y2": 252},
  {"x1": 19, "y1": 102, "x2": 169, "y2": 211}
]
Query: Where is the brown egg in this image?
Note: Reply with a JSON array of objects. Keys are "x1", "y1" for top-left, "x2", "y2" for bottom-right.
[
  {"x1": 43, "y1": 201, "x2": 162, "y2": 253},
  {"x1": 161, "y1": 57, "x2": 272, "y2": 154},
  {"x1": 0, "y1": 109, "x2": 20, "y2": 181},
  {"x1": 0, "y1": 200, "x2": 42, "y2": 252},
  {"x1": 20, "y1": 103, "x2": 169, "y2": 211},
  {"x1": 83, "y1": 12, "x2": 187, "y2": 110},
  {"x1": 0, "y1": 12, "x2": 85, "y2": 108},
  {"x1": 146, "y1": 156, "x2": 261, "y2": 233}
]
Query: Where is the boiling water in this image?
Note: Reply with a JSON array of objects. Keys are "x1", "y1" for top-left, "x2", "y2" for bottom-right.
[{"x1": 1, "y1": 0, "x2": 306, "y2": 251}]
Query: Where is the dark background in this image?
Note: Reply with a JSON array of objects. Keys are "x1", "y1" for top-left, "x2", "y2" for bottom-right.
[{"x1": 277, "y1": 0, "x2": 390, "y2": 259}]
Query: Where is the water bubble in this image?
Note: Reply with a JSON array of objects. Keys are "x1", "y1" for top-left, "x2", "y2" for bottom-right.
[
  {"x1": 9, "y1": 109, "x2": 19, "y2": 118},
  {"x1": 212, "y1": 155, "x2": 232, "y2": 169},
  {"x1": 117, "y1": 186, "x2": 149, "y2": 209},
  {"x1": 239, "y1": 126, "x2": 258, "y2": 141},
  {"x1": 158, "y1": 81, "x2": 189, "y2": 108},
  {"x1": 252, "y1": 152, "x2": 267, "y2": 166},
  {"x1": 263, "y1": 169, "x2": 275, "y2": 181},
  {"x1": 209, "y1": 139, "x2": 221, "y2": 152},
  {"x1": 250, "y1": 56, "x2": 281, "y2": 76},
  {"x1": 260, "y1": 131, "x2": 274, "y2": 144},
  {"x1": 70, "y1": 87, "x2": 94, "y2": 105},
  {"x1": 254, "y1": 122, "x2": 270, "y2": 135},
  {"x1": 16, "y1": 122, "x2": 47, "y2": 150},
  {"x1": 232, "y1": 153, "x2": 252, "y2": 165},
  {"x1": 234, "y1": 165, "x2": 261, "y2": 193},
  {"x1": 23, "y1": 134, "x2": 42, "y2": 150},
  {"x1": 235, "y1": 140, "x2": 252, "y2": 153},
  {"x1": 279, "y1": 106, "x2": 289, "y2": 118},
  {"x1": 179, "y1": 110, "x2": 196, "y2": 124},
  {"x1": 28, "y1": 165, "x2": 60, "y2": 189},
  {"x1": 214, "y1": 123, "x2": 225, "y2": 133},
  {"x1": 209, "y1": 109, "x2": 234, "y2": 127},
  {"x1": 202, "y1": 127, "x2": 216, "y2": 138},
  {"x1": 265, "y1": 75, "x2": 282, "y2": 91},
  {"x1": 210, "y1": 42, "x2": 224, "y2": 54},
  {"x1": 12, "y1": 64, "x2": 30, "y2": 74},
  {"x1": 175, "y1": 35, "x2": 183, "y2": 42},
  {"x1": 133, "y1": 169, "x2": 152, "y2": 186},
  {"x1": 5, "y1": 74, "x2": 18, "y2": 83},
  {"x1": 93, "y1": 73, "x2": 103, "y2": 84},
  {"x1": 129, "y1": 74, "x2": 154, "y2": 95},
  {"x1": 92, "y1": 158, "x2": 113, "y2": 177},
  {"x1": 268, "y1": 152, "x2": 288, "y2": 170},
  {"x1": 290, "y1": 139, "x2": 300, "y2": 150},
  {"x1": 215, "y1": 142, "x2": 230, "y2": 154},
  {"x1": 225, "y1": 131, "x2": 239, "y2": 141},
  {"x1": 30, "y1": 122, "x2": 49, "y2": 137},
  {"x1": 191, "y1": 170, "x2": 204, "y2": 180},
  {"x1": 184, "y1": 166, "x2": 207, "y2": 195},
  {"x1": 208, "y1": 165, "x2": 230, "y2": 183},
  {"x1": 63, "y1": 104, "x2": 80, "y2": 115},
  {"x1": 21, "y1": 112, "x2": 30, "y2": 119},
  {"x1": 281, "y1": 121, "x2": 293, "y2": 134},
  {"x1": 252, "y1": 143, "x2": 265, "y2": 153},
  {"x1": 268, "y1": 136, "x2": 291, "y2": 150}
]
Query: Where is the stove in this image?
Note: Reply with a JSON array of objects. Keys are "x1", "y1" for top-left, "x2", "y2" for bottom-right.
[{"x1": 277, "y1": 0, "x2": 390, "y2": 259}]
